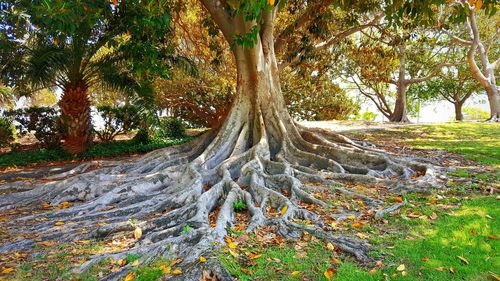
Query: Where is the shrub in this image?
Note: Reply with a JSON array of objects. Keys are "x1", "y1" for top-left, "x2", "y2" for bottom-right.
[
  {"x1": 132, "y1": 129, "x2": 151, "y2": 144},
  {"x1": 463, "y1": 107, "x2": 489, "y2": 121},
  {"x1": 0, "y1": 117, "x2": 16, "y2": 147},
  {"x1": 95, "y1": 105, "x2": 143, "y2": 142},
  {"x1": 5, "y1": 107, "x2": 63, "y2": 148},
  {"x1": 354, "y1": 111, "x2": 377, "y2": 121},
  {"x1": 157, "y1": 117, "x2": 186, "y2": 139}
]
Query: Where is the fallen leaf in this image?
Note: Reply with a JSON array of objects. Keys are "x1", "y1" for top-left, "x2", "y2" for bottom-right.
[
  {"x1": 487, "y1": 234, "x2": 499, "y2": 240},
  {"x1": 241, "y1": 268, "x2": 253, "y2": 275},
  {"x1": 326, "y1": 242, "x2": 335, "y2": 251},
  {"x1": 402, "y1": 271, "x2": 408, "y2": 276},
  {"x1": 352, "y1": 222, "x2": 363, "y2": 228},
  {"x1": 54, "y1": 221, "x2": 65, "y2": 226},
  {"x1": 172, "y1": 269, "x2": 182, "y2": 275},
  {"x1": 279, "y1": 206, "x2": 288, "y2": 216},
  {"x1": 435, "y1": 266, "x2": 445, "y2": 271},
  {"x1": 394, "y1": 197, "x2": 403, "y2": 203},
  {"x1": 429, "y1": 212, "x2": 438, "y2": 220},
  {"x1": 118, "y1": 259, "x2": 126, "y2": 266},
  {"x1": 229, "y1": 249, "x2": 239, "y2": 258},
  {"x1": 347, "y1": 215, "x2": 356, "y2": 220},
  {"x1": 291, "y1": 271, "x2": 301, "y2": 276},
  {"x1": 397, "y1": 264, "x2": 405, "y2": 271},
  {"x1": 161, "y1": 265, "x2": 171, "y2": 274},
  {"x1": 449, "y1": 267, "x2": 456, "y2": 274},
  {"x1": 421, "y1": 256, "x2": 429, "y2": 262},
  {"x1": 124, "y1": 272, "x2": 135, "y2": 281},
  {"x1": 368, "y1": 268, "x2": 377, "y2": 275},
  {"x1": 134, "y1": 227, "x2": 142, "y2": 239},
  {"x1": 457, "y1": 256, "x2": 469, "y2": 265},
  {"x1": 42, "y1": 202, "x2": 52, "y2": 209},
  {"x1": 1, "y1": 268, "x2": 14, "y2": 274},
  {"x1": 131, "y1": 260, "x2": 139, "y2": 266},
  {"x1": 324, "y1": 268, "x2": 336, "y2": 279},
  {"x1": 59, "y1": 202, "x2": 71, "y2": 209},
  {"x1": 199, "y1": 256, "x2": 207, "y2": 263},
  {"x1": 268, "y1": 0, "x2": 275, "y2": 6}
]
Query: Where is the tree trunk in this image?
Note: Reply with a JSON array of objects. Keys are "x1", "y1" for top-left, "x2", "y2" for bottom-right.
[
  {"x1": 390, "y1": 83, "x2": 410, "y2": 122},
  {"x1": 454, "y1": 102, "x2": 464, "y2": 121},
  {"x1": 484, "y1": 82, "x2": 500, "y2": 122},
  {"x1": 58, "y1": 82, "x2": 92, "y2": 154}
]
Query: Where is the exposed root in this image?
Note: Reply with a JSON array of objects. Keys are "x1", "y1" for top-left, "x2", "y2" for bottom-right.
[{"x1": 0, "y1": 103, "x2": 443, "y2": 280}]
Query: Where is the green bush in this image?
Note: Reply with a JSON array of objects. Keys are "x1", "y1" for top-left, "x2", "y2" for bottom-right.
[
  {"x1": 355, "y1": 111, "x2": 377, "y2": 121},
  {"x1": 132, "y1": 129, "x2": 151, "y2": 144},
  {"x1": 462, "y1": 107, "x2": 489, "y2": 121},
  {"x1": 95, "y1": 105, "x2": 143, "y2": 142},
  {"x1": 0, "y1": 117, "x2": 16, "y2": 147},
  {"x1": 5, "y1": 107, "x2": 63, "y2": 148},
  {"x1": 157, "y1": 117, "x2": 186, "y2": 138}
]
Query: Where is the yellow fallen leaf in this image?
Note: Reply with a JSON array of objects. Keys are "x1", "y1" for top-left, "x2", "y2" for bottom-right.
[
  {"x1": 397, "y1": 264, "x2": 405, "y2": 271},
  {"x1": 40, "y1": 241, "x2": 55, "y2": 247},
  {"x1": 369, "y1": 268, "x2": 377, "y2": 275},
  {"x1": 118, "y1": 259, "x2": 126, "y2": 266},
  {"x1": 124, "y1": 272, "x2": 135, "y2": 281},
  {"x1": 326, "y1": 242, "x2": 335, "y2": 251},
  {"x1": 324, "y1": 267, "x2": 336, "y2": 279},
  {"x1": 402, "y1": 271, "x2": 408, "y2": 276},
  {"x1": 347, "y1": 215, "x2": 356, "y2": 220},
  {"x1": 172, "y1": 269, "x2": 182, "y2": 275},
  {"x1": 134, "y1": 227, "x2": 142, "y2": 240},
  {"x1": 42, "y1": 202, "x2": 52, "y2": 209},
  {"x1": 291, "y1": 271, "x2": 301, "y2": 276},
  {"x1": 131, "y1": 260, "x2": 139, "y2": 266},
  {"x1": 54, "y1": 221, "x2": 65, "y2": 226},
  {"x1": 59, "y1": 202, "x2": 71, "y2": 209},
  {"x1": 1, "y1": 268, "x2": 14, "y2": 274},
  {"x1": 229, "y1": 249, "x2": 239, "y2": 258},
  {"x1": 228, "y1": 241, "x2": 236, "y2": 249},
  {"x1": 161, "y1": 265, "x2": 171, "y2": 274},
  {"x1": 457, "y1": 256, "x2": 469, "y2": 265},
  {"x1": 279, "y1": 206, "x2": 288, "y2": 216},
  {"x1": 199, "y1": 256, "x2": 206, "y2": 263}
]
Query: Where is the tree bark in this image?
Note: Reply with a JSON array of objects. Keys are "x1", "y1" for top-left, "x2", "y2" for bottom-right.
[
  {"x1": 484, "y1": 78, "x2": 500, "y2": 121},
  {"x1": 454, "y1": 101, "x2": 464, "y2": 121},
  {"x1": 58, "y1": 82, "x2": 92, "y2": 154},
  {"x1": 390, "y1": 83, "x2": 410, "y2": 122}
]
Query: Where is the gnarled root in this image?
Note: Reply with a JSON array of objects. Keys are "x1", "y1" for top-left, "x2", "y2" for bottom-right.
[{"x1": 0, "y1": 98, "x2": 442, "y2": 280}]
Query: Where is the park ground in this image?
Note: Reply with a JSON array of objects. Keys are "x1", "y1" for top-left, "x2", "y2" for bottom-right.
[{"x1": 0, "y1": 122, "x2": 498, "y2": 281}]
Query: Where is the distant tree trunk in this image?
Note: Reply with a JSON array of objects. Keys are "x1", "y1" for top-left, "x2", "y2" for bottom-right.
[
  {"x1": 454, "y1": 101, "x2": 464, "y2": 121},
  {"x1": 58, "y1": 82, "x2": 92, "y2": 154},
  {"x1": 390, "y1": 46, "x2": 410, "y2": 123}
]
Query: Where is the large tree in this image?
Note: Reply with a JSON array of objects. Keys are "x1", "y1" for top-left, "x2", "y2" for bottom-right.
[
  {"x1": 442, "y1": 0, "x2": 500, "y2": 121},
  {"x1": 0, "y1": 1, "x2": 496, "y2": 279}
]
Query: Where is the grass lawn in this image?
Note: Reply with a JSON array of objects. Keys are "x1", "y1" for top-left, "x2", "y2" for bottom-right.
[
  {"x1": 351, "y1": 122, "x2": 500, "y2": 167},
  {"x1": 0, "y1": 136, "x2": 196, "y2": 169}
]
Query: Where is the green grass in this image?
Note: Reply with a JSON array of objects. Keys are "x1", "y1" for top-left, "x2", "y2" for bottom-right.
[
  {"x1": 0, "y1": 136, "x2": 195, "y2": 169},
  {"x1": 400, "y1": 122, "x2": 499, "y2": 166},
  {"x1": 219, "y1": 196, "x2": 499, "y2": 281}
]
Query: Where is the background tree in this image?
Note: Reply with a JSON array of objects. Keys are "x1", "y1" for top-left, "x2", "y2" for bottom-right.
[
  {"x1": 408, "y1": 65, "x2": 481, "y2": 121},
  {"x1": 344, "y1": 22, "x2": 461, "y2": 122},
  {"x1": 1, "y1": 0, "x2": 172, "y2": 153},
  {"x1": 441, "y1": 0, "x2": 500, "y2": 121}
]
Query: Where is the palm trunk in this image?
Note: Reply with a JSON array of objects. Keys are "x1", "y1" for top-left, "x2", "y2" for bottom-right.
[{"x1": 58, "y1": 82, "x2": 92, "y2": 154}]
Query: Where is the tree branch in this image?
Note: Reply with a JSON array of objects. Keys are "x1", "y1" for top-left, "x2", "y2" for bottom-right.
[{"x1": 199, "y1": 0, "x2": 234, "y2": 44}]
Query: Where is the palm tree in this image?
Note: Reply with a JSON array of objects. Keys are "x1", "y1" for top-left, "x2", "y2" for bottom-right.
[{"x1": 12, "y1": 1, "x2": 171, "y2": 154}]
